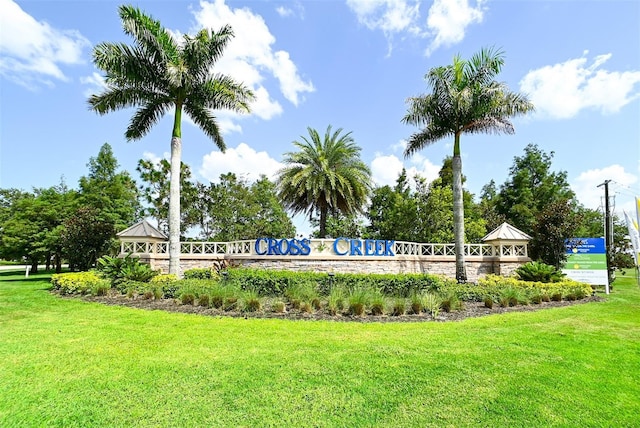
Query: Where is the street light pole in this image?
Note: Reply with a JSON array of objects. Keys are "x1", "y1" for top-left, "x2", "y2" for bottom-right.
[{"x1": 598, "y1": 180, "x2": 613, "y2": 292}]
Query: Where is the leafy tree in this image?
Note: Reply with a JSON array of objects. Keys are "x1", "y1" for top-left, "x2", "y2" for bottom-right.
[
  {"x1": 402, "y1": 47, "x2": 534, "y2": 282},
  {"x1": 199, "y1": 174, "x2": 295, "y2": 241},
  {"x1": 0, "y1": 192, "x2": 40, "y2": 269},
  {"x1": 0, "y1": 183, "x2": 77, "y2": 273},
  {"x1": 367, "y1": 165, "x2": 486, "y2": 243},
  {"x1": 61, "y1": 207, "x2": 115, "y2": 271},
  {"x1": 136, "y1": 158, "x2": 198, "y2": 235},
  {"x1": 277, "y1": 126, "x2": 372, "y2": 238},
  {"x1": 366, "y1": 169, "x2": 418, "y2": 241},
  {"x1": 89, "y1": 5, "x2": 254, "y2": 274},
  {"x1": 529, "y1": 199, "x2": 579, "y2": 268},
  {"x1": 79, "y1": 143, "x2": 141, "y2": 231},
  {"x1": 478, "y1": 180, "x2": 506, "y2": 232},
  {"x1": 573, "y1": 206, "x2": 605, "y2": 238},
  {"x1": 495, "y1": 144, "x2": 575, "y2": 234},
  {"x1": 311, "y1": 212, "x2": 366, "y2": 238},
  {"x1": 414, "y1": 177, "x2": 455, "y2": 243},
  {"x1": 249, "y1": 177, "x2": 296, "y2": 238},
  {"x1": 414, "y1": 175, "x2": 486, "y2": 244}
]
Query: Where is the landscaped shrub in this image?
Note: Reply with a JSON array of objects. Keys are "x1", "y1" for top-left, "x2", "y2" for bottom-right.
[
  {"x1": 272, "y1": 301, "x2": 286, "y2": 313},
  {"x1": 285, "y1": 281, "x2": 319, "y2": 308},
  {"x1": 477, "y1": 275, "x2": 592, "y2": 303},
  {"x1": 51, "y1": 271, "x2": 108, "y2": 295},
  {"x1": 498, "y1": 287, "x2": 522, "y2": 307},
  {"x1": 242, "y1": 289, "x2": 261, "y2": 312},
  {"x1": 370, "y1": 289, "x2": 386, "y2": 315},
  {"x1": 483, "y1": 296, "x2": 494, "y2": 309},
  {"x1": 96, "y1": 254, "x2": 157, "y2": 285},
  {"x1": 180, "y1": 293, "x2": 195, "y2": 305},
  {"x1": 150, "y1": 274, "x2": 178, "y2": 285},
  {"x1": 221, "y1": 268, "x2": 456, "y2": 298},
  {"x1": 529, "y1": 289, "x2": 543, "y2": 304},
  {"x1": 327, "y1": 287, "x2": 344, "y2": 316},
  {"x1": 299, "y1": 302, "x2": 313, "y2": 313},
  {"x1": 62, "y1": 266, "x2": 595, "y2": 319},
  {"x1": 410, "y1": 292, "x2": 423, "y2": 314},
  {"x1": 515, "y1": 261, "x2": 565, "y2": 283},
  {"x1": 91, "y1": 281, "x2": 111, "y2": 296},
  {"x1": 440, "y1": 291, "x2": 462, "y2": 313},
  {"x1": 198, "y1": 294, "x2": 210, "y2": 307},
  {"x1": 121, "y1": 262, "x2": 157, "y2": 283},
  {"x1": 347, "y1": 286, "x2": 370, "y2": 316},
  {"x1": 183, "y1": 267, "x2": 219, "y2": 280},
  {"x1": 421, "y1": 293, "x2": 441, "y2": 318},
  {"x1": 391, "y1": 298, "x2": 406, "y2": 316},
  {"x1": 224, "y1": 297, "x2": 238, "y2": 311}
]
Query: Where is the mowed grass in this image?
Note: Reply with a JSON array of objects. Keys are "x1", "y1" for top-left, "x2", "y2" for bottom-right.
[{"x1": 1, "y1": 270, "x2": 639, "y2": 427}]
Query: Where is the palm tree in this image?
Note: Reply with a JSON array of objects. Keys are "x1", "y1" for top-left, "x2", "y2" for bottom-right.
[
  {"x1": 276, "y1": 126, "x2": 372, "y2": 238},
  {"x1": 88, "y1": 6, "x2": 254, "y2": 275},
  {"x1": 402, "y1": 47, "x2": 534, "y2": 282}
]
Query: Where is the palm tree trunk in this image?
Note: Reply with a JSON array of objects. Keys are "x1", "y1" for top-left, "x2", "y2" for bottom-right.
[
  {"x1": 319, "y1": 204, "x2": 328, "y2": 238},
  {"x1": 452, "y1": 136, "x2": 467, "y2": 283},
  {"x1": 168, "y1": 136, "x2": 182, "y2": 276}
]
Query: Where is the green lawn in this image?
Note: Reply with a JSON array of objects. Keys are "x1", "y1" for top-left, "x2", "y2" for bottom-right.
[{"x1": 1, "y1": 269, "x2": 639, "y2": 427}]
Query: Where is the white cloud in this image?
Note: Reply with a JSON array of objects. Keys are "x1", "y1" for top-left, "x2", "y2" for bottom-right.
[
  {"x1": 276, "y1": 2, "x2": 304, "y2": 19},
  {"x1": 346, "y1": 0, "x2": 485, "y2": 56},
  {"x1": 0, "y1": 0, "x2": 90, "y2": 89},
  {"x1": 276, "y1": 6, "x2": 293, "y2": 17},
  {"x1": 425, "y1": 0, "x2": 485, "y2": 56},
  {"x1": 347, "y1": 0, "x2": 421, "y2": 35},
  {"x1": 192, "y1": 0, "x2": 314, "y2": 113},
  {"x1": 199, "y1": 142, "x2": 283, "y2": 183},
  {"x1": 370, "y1": 152, "x2": 440, "y2": 187},
  {"x1": 520, "y1": 53, "x2": 640, "y2": 119},
  {"x1": 572, "y1": 165, "x2": 638, "y2": 212},
  {"x1": 80, "y1": 72, "x2": 106, "y2": 97},
  {"x1": 142, "y1": 151, "x2": 168, "y2": 166}
]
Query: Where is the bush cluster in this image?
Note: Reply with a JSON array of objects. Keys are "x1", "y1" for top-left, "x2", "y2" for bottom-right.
[
  {"x1": 51, "y1": 271, "x2": 109, "y2": 295},
  {"x1": 50, "y1": 264, "x2": 594, "y2": 318}
]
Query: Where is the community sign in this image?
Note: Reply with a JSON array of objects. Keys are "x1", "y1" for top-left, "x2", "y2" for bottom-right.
[{"x1": 562, "y1": 238, "x2": 608, "y2": 286}]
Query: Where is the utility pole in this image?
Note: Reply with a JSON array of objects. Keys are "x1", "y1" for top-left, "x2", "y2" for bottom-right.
[{"x1": 598, "y1": 179, "x2": 613, "y2": 290}]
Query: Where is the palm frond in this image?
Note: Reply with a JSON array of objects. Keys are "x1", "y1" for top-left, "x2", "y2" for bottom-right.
[
  {"x1": 276, "y1": 126, "x2": 372, "y2": 222},
  {"x1": 194, "y1": 75, "x2": 254, "y2": 113},
  {"x1": 89, "y1": 87, "x2": 167, "y2": 115},
  {"x1": 118, "y1": 5, "x2": 179, "y2": 65},
  {"x1": 403, "y1": 125, "x2": 451, "y2": 158},
  {"x1": 183, "y1": 103, "x2": 224, "y2": 151},
  {"x1": 183, "y1": 26, "x2": 234, "y2": 82},
  {"x1": 125, "y1": 101, "x2": 171, "y2": 141}
]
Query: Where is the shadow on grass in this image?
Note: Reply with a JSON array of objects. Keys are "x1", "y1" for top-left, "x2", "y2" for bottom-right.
[{"x1": 0, "y1": 269, "x2": 62, "y2": 283}]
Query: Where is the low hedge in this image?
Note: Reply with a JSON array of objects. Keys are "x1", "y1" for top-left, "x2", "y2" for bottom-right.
[
  {"x1": 212, "y1": 268, "x2": 457, "y2": 297},
  {"x1": 477, "y1": 274, "x2": 593, "y2": 302},
  {"x1": 51, "y1": 268, "x2": 593, "y2": 307},
  {"x1": 51, "y1": 271, "x2": 109, "y2": 295}
]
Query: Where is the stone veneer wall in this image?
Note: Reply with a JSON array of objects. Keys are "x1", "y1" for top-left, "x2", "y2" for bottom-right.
[{"x1": 145, "y1": 255, "x2": 528, "y2": 283}]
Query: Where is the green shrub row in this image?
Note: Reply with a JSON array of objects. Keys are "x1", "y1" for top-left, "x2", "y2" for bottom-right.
[
  {"x1": 218, "y1": 268, "x2": 457, "y2": 297},
  {"x1": 477, "y1": 274, "x2": 593, "y2": 302},
  {"x1": 51, "y1": 271, "x2": 110, "y2": 295},
  {"x1": 50, "y1": 266, "x2": 594, "y2": 314}
]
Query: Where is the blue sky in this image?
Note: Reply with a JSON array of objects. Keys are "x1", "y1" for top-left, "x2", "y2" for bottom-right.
[{"x1": 1, "y1": 0, "x2": 639, "y2": 235}]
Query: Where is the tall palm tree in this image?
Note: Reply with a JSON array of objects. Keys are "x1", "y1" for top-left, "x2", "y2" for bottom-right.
[
  {"x1": 402, "y1": 47, "x2": 534, "y2": 282},
  {"x1": 88, "y1": 5, "x2": 254, "y2": 275},
  {"x1": 276, "y1": 126, "x2": 372, "y2": 238}
]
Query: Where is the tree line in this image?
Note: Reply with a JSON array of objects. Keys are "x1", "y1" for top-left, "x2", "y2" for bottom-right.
[{"x1": 0, "y1": 141, "x2": 633, "y2": 274}]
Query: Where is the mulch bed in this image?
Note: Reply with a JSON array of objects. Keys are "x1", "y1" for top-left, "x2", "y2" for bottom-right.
[{"x1": 68, "y1": 292, "x2": 605, "y2": 323}]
